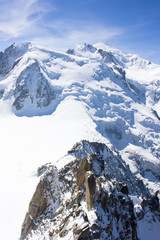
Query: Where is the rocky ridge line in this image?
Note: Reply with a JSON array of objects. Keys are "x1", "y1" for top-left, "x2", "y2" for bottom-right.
[{"x1": 20, "y1": 141, "x2": 159, "y2": 240}]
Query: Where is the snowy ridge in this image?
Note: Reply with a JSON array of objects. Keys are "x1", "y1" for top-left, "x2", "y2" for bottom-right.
[{"x1": 0, "y1": 42, "x2": 159, "y2": 240}]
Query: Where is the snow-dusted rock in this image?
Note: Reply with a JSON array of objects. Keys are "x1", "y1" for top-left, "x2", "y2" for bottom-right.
[
  {"x1": 21, "y1": 166, "x2": 60, "y2": 240},
  {"x1": 0, "y1": 42, "x2": 31, "y2": 75},
  {"x1": 20, "y1": 141, "x2": 159, "y2": 240},
  {"x1": 13, "y1": 61, "x2": 55, "y2": 113}
]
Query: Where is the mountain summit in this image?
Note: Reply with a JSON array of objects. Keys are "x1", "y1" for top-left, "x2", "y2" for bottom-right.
[{"x1": 0, "y1": 42, "x2": 159, "y2": 240}]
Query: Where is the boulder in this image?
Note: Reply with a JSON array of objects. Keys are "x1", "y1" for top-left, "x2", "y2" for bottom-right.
[{"x1": 73, "y1": 222, "x2": 90, "y2": 240}]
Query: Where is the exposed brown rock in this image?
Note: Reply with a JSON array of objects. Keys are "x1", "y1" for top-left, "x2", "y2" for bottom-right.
[
  {"x1": 21, "y1": 178, "x2": 48, "y2": 239},
  {"x1": 76, "y1": 157, "x2": 92, "y2": 189},
  {"x1": 85, "y1": 171, "x2": 96, "y2": 210},
  {"x1": 20, "y1": 167, "x2": 60, "y2": 240}
]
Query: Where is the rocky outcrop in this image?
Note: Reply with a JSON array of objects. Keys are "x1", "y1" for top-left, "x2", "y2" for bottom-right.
[
  {"x1": 98, "y1": 49, "x2": 119, "y2": 65},
  {"x1": 76, "y1": 157, "x2": 92, "y2": 189},
  {"x1": 20, "y1": 141, "x2": 160, "y2": 240},
  {"x1": 81, "y1": 43, "x2": 97, "y2": 53},
  {"x1": 0, "y1": 43, "x2": 55, "y2": 116},
  {"x1": 66, "y1": 49, "x2": 75, "y2": 55},
  {"x1": 0, "y1": 42, "x2": 31, "y2": 75},
  {"x1": 69, "y1": 141, "x2": 151, "y2": 197},
  {"x1": 20, "y1": 166, "x2": 60, "y2": 240},
  {"x1": 13, "y1": 61, "x2": 55, "y2": 113},
  {"x1": 73, "y1": 221, "x2": 90, "y2": 240},
  {"x1": 85, "y1": 171, "x2": 96, "y2": 210},
  {"x1": 21, "y1": 142, "x2": 153, "y2": 239}
]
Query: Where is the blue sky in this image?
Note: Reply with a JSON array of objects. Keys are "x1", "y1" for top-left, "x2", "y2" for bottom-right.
[{"x1": 0, "y1": 0, "x2": 160, "y2": 63}]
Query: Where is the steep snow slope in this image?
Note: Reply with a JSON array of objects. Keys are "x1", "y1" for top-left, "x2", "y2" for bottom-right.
[{"x1": 0, "y1": 42, "x2": 159, "y2": 240}]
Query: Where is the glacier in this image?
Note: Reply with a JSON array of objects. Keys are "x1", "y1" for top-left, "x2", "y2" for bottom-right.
[{"x1": 0, "y1": 42, "x2": 159, "y2": 240}]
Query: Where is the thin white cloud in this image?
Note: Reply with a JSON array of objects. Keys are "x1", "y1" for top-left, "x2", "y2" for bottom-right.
[
  {"x1": 31, "y1": 20, "x2": 124, "y2": 50},
  {"x1": 31, "y1": 26, "x2": 124, "y2": 51},
  {"x1": 42, "y1": 18, "x2": 124, "y2": 40},
  {"x1": 0, "y1": 0, "x2": 50, "y2": 38},
  {"x1": 0, "y1": 0, "x2": 124, "y2": 50},
  {"x1": 68, "y1": 26, "x2": 123, "y2": 44}
]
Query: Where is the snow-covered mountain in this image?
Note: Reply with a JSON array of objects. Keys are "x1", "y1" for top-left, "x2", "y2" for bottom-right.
[{"x1": 0, "y1": 42, "x2": 159, "y2": 240}]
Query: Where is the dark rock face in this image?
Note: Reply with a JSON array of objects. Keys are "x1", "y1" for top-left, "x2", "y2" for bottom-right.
[
  {"x1": 113, "y1": 65, "x2": 126, "y2": 79},
  {"x1": 82, "y1": 43, "x2": 97, "y2": 53},
  {"x1": 0, "y1": 42, "x2": 31, "y2": 75},
  {"x1": 13, "y1": 61, "x2": 55, "y2": 112},
  {"x1": 66, "y1": 49, "x2": 75, "y2": 55},
  {"x1": 98, "y1": 49, "x2": 119, "y2": 65},
  {"x1": 0, "y1": 43, "x2": 55, "y2": 115},
  {"x1": 149, "y1": 191, "x2": 159, "y2": 211},
  {"x1": 73, "y1": 222, "x2": 90, "y2": 240},
  {"x1": 0, "y1": 89, "x2": 4, "y2": 99}
]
